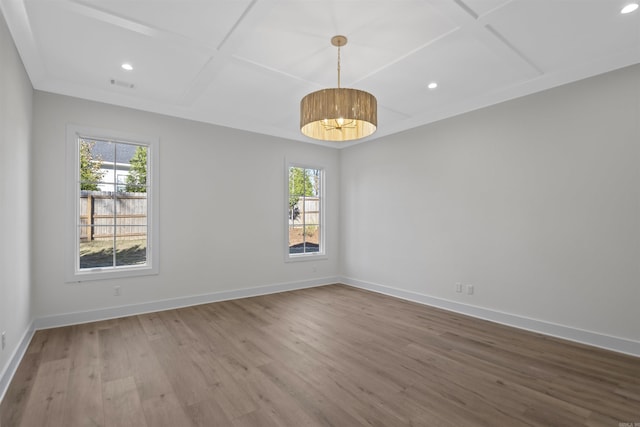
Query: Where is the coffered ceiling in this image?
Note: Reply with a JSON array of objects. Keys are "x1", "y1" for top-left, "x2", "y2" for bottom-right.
[{"x1": 2, "y1": 0, "x2": 639, "y2": 146}]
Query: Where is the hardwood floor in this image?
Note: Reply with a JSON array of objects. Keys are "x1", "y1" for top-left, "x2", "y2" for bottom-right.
[{"x1": 1, "y1": 284, "x2": 638, "y2": 426}]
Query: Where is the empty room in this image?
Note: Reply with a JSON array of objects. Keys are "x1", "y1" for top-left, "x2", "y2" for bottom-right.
[{"x1": 1, "y1": 0, "x2": 639, "y2": 426}]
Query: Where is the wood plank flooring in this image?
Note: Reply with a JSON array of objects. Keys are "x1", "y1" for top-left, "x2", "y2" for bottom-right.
[{"x1": 1, "y1": 284, "x2": 639, "y2": 426}]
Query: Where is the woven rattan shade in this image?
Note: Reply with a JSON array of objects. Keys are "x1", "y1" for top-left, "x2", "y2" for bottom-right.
[{"x1": 300, "y1": 88, "x2": 377, "y2": 142}]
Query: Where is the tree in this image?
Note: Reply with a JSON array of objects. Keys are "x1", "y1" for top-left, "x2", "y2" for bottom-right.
[
  {"x1": 125, "y1": 146, "x2": 147, "y2": 192},
  {"x1": 79, "y1": 140, "x2": 104, "y2": 190},
  {"x1": 288, "y1": 167, "x2": 314, "y2": 220}
]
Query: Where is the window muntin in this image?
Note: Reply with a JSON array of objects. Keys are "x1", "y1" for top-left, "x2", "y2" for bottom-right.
[
  {"x1": 67, "y1": 126, "x2": 158, "y2": 281},
  {"x1": 288, "y1": 165, "x2": 323, "y2": 258}
]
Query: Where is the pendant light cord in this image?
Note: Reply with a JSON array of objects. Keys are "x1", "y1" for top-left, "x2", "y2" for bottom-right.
[{"x1": 337, "y1": 45, "x2": 341, "y2": 88}]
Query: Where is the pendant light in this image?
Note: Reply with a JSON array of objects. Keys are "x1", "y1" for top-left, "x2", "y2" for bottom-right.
[{"x1": 300, "y1": 35, "x2": 377, "y2": 142}]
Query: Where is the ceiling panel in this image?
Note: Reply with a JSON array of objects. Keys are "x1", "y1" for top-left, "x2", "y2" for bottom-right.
[
  {"x1": 233, "y1": 0, "x2": 459, "y2": 87},
  {"x1": 364, "y1": 30, "x2": 530, "y2": 116},
  {"x1": 26, "y1": 0, "x2": 213, "y2": 102},
  {"x1": 191, "y1": 59, "x2": 310, "y2": 135},
  {"x1": 79, "y1": 0, "x2": 252, "y2": 48},
  {"x1": 486, "y1": 0, "x2": 640, "y2": 71}
]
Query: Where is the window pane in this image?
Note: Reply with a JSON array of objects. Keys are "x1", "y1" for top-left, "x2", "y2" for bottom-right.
[
  {"x1": 79, "y1": 229, "x2": 114, "y2": 269},
  {"x1": 80, "y1": 139, "x2": 113, "y2": 190},
  {"x1": 304, "y1": 225, "x2": 320, "y2": 252},
  {"x1": 302, "y1": 197, "x2": 319, "y2": 226},
  {"x1": 289, "y1": 225, "x2": 305, "y2": 254},
  {"x1": 92, "y1": 194, "x2": 115, "y2": 240},
  {"x1": 115, "y1": 227, "x2": 147, "y2": 266},
  {"x1": 79, "y1": 191, "x2": 93, "y2": 241},
  {"x1": 114, "y1": 223, "x2": 147, "y2": 239},
  {"x1": 115, "y1": 142, "x2": 136, "y2": 164},
  {"x1": 308, "y1": 169, "x2": 320, "y2": 197},
  {"x1": 116, "y1": 192, "x2": 147, "y2": 226},
  {"x1": 119, "y1": 144, "x2": 148, "y2": 193}
]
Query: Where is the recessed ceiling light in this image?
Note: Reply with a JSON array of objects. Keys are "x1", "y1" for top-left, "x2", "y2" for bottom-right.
[
  {"x1": 621, "y1": 3, "x2": 638, "y2": 13},
  {"x1": 428, "y1": 82, "x2": 438, "y2": 90},
  {"x1": 121, "y1": 63, "x2": 133, "y2": 71}
]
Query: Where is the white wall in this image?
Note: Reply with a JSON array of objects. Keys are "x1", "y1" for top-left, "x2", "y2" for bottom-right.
[
  {"x1": 341, "y1": 64, "x2": 640, "y2": 345},
  {"x1": 31, "y1": 92, "x2": 339, "y2": 321},
  {"x1": 0, "y1": 8, "x2": 33, "y2": 395}
]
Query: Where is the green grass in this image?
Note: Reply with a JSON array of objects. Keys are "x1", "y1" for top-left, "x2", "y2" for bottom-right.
[{"x1": 79, "y1": 239, "x2": 147, "y2": 268}]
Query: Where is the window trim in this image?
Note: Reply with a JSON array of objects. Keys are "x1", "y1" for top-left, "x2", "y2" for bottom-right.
[
  {"x1": 285, "y1": 161, "x2": 326, "y2": 262},
  {"x1": 65, "y1": 124, "x2": 159, "y2": 282}
]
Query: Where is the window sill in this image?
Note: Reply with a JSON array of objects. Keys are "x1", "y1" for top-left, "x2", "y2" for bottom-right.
[
  {"x1": 66, "y1": 265, "x2": 158, "y2": 283},
  {"x1": 285, "y1": 252, "x2": 327, "y2": 263}
]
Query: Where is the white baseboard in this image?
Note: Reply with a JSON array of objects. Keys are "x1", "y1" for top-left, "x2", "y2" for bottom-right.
[
  {"x1": 341, "y1": 277, "x2": 640, "y2": 358},
  {"x1": 0, "y1": 320, "x2": 35, "y2": 403},
  {"x1": 35, "y1": 277, "x2": 338, "y2": 330}
]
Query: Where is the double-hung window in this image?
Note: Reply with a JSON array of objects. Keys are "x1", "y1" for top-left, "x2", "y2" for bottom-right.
[
  {"x1": 287, "y1": 164, "x2": 324, "y2": 260},
  {"x1": 66, "y1": 125, "x2": 158, "y2": 281}
]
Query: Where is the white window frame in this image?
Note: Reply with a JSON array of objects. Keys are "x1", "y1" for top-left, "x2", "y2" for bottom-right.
[
  {"x1": 65, "y1": 124, "x2": 159, "y2": 282},
  {"x1": 285, "y1": 162, "x2": 326, "y2": 262}
]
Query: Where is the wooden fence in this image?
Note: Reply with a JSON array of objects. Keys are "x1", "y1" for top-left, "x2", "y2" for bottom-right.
[
  {"x1": 289, "y1": 197, "x2": 319, "y2": 226},
  {"x1": 80, "y1": 191, "x2": 147, "y2": 241}
]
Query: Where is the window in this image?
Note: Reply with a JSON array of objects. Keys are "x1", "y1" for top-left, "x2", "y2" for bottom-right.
[
  {"x1": 66, "y1": 125, "x2": 158, "y2": 281},
  {"x1": 287, "y1": 164, "x2": 324, "y2": 259}
]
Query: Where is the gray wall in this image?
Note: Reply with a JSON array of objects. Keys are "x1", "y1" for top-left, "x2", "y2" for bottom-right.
[
  {"x1": 0, "y1": 8, "x2": 33, "y2": 389},
  {"x1": 341, "y1": 64, "x2": 640, "y2": 343},
  {"x1": 31, "y1": 92, "x2": 340, "y2": 319}
]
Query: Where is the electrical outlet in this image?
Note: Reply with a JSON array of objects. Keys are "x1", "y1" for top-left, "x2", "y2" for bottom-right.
[
  {"x1": 114, "y1": 286, "x2": 121, "y2": 296},
  {"x1": 455, "y1": 282, "x2": 462, "y2": 293},
  {"x1": 467, "y1": 284, "x2": 474, "y2": 295},
  {"x1": 1, "y1": 332, "x2": 6, "y2": 350}
]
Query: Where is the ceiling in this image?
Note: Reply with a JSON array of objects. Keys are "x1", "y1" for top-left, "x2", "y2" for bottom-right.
[{"x1": 2, "y1": 0, "x2": 639, "y2": 147}]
